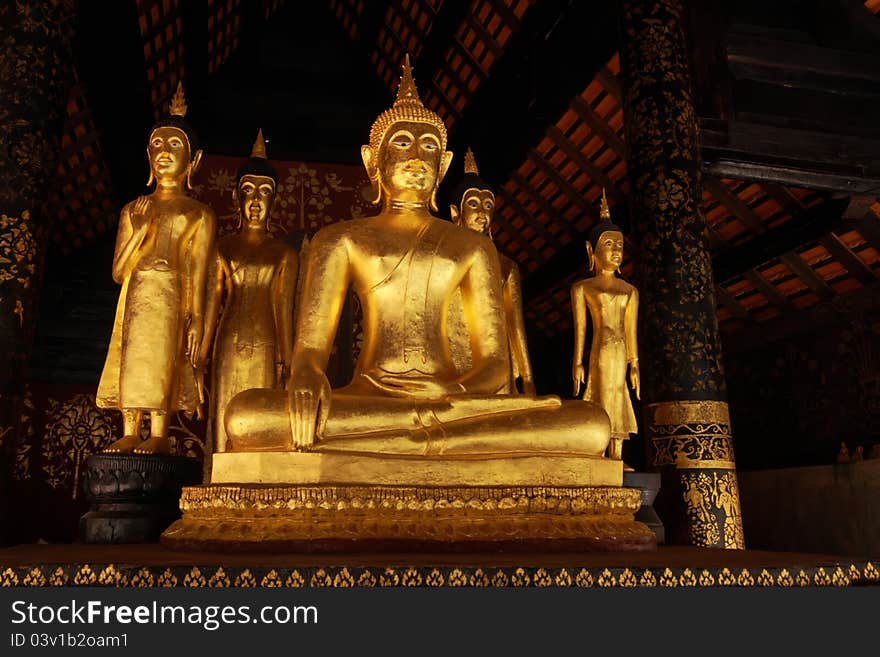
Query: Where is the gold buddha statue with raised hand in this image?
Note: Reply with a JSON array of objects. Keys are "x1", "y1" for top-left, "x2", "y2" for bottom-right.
[
  {"x1": 449, "y1": 148, "x2": 535, "y2": 395},
  {"x1": 224, "y1": 56, "x2": 610, "y2": 457},
  {"x1": 96, "y1": 84, "x2": 216, "y2": 455}
]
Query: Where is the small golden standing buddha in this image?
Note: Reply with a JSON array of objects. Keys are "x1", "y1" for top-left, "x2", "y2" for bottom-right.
[
  {"x1": 571, "y1": 191, "x2": 640, "y2": 462},
  {"x1": 449, "y1": 148, "x2": 535, "y2": 395},
  {"x1": 201, "y1": 129, "x2": 298, "y2": 457}
]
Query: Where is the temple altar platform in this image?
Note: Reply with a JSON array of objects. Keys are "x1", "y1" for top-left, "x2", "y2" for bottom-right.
[{"x1": 1, "y1": 544, "x2": 876, "y2": 588}]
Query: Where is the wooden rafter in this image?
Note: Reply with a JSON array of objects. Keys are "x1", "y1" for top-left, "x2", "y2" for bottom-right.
[
  {"x1": 465, "y1": 13, "x2": 504, "y2": 59},
  {"x1": 703, "y1": 178, "x2": 766, "y2": 234},
  {"x1": 570, "y1": 96, "x2": 627, "y2": 160},
  {"x1": 777, "y1": 253, "x2": 834, "y2": 300},
  {"x1": 841, "y1": 197, "x2": 880, "y2": 254},
  {"x1": 743, "y1": 270, "x2": 793, "y2": 311},
  {"x1": 715, "y1": 285, "x2": 751, "y2": 321},
  {"x1": 546, "y1": 126, "x2": 623, "y2": 204},
  {"x1": 705, "y1": 177, "x2": 841, "y2": 302},
  {"x1": 819, "y1": 232, "x2": 878, "y2": 285},
  {"x1": 526, "y1": 149, "x2": 598, "y2": 220},
  {"x1": 763, "y1": 183, "x2": 877, "y2": 285},
  {"x1": 595, "y1": 65, "x2": 622, "y2": 102},
  {"x1": 504, "y1": 173, "x2": 568, "y2": 251},
  {"x1": 493, "y1": 188, "x2": 555, "y2": 265},
  {"x1": 489, "y1": 0, "x2": 523, "y2": 33}
]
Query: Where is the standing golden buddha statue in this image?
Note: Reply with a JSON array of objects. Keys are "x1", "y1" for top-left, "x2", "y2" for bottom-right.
[
  {"x1": 201, "y1": 130, "x2": 298, "y2": 458},
  {"x1": 96, "y1": 84, "x2": 216, "y2": 455},
  {"x1": 571, "y1": 191, "x2": 640, "y2": 462},
  {"x1": 448, "y1": 148, "x2": 535, "y2": 395}
]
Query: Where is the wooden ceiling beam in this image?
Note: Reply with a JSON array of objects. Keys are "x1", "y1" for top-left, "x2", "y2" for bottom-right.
[
  {"x1": 819, "y1": 232, "x2": 878, "y2": 286},
  {"x1": 715, "y1": 285, "x2": 751, "y2": 321},
  {"x1": 465, "y1": 14, "x2": 504, "y2": 59},
  {"x1": 490, "y1": 188, "x2": 550, "y2": 266},
  {"x1": 743, "y1": 270, "x2": 793, "y2": 311},
  {"x1": 843, "y1": 199, "x2": 880, "y2": 252},
  {"x1": 409, "y1": 0, "x2": 472, "y2": 83},
  {"x1": 526, "y1": 149, "x2": 598, "y2": 220},
  {"x1": 777, "y1": 253, "x2": 834, "y2": 300},
  {"x1": 570, "y1": 95, "x2": 627, "y2": 160},
  {"x1": 506, "y1": 172, "x2": 568, "y2": 251},
  {"x1": 452, "y1": 2, "x2": 620, "y2": 196},
  {"x1": 702, "y1": 177, "x2": 766, "y2": 234},
  {"x1": 344, "y1": 0, "x2": 386, "y2": 54},
  {"x1": 705, "y1": 179, "x2": 840, "y2": 299},
  {"x1": 700, "y1": 119, "x2": 880, "y2": 193},
  {"x1": 762, "y1": 183, "x2": 877, "y2": 285},
  {"x1": 595, "y1": 65, "x2": 623, "y2": 103},
  {"x1": 493, "y1": 188, "x2": 560, "y2": 265},
  {"x1": 712, "y1": 197, "x2": 850, "y2": 283},
  {"x1": 546, "y1": 125, "x2": 624, "y2": 205}
]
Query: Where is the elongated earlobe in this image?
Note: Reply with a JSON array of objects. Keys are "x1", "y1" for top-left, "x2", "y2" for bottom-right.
[
  {"x1": 450, "y1": 205, "x2": 461, "y2": 226},
  {"x1": 586, "y1": 242, "x2": 595, "y2": 273},
  {"x1": 361, "y1": 144, "x2": 382, "y2": 205}
]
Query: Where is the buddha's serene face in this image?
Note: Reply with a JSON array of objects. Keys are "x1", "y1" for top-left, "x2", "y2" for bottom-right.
[
  {"x1": 379, "y1": 121, "x2": 443, "y2": 203},
  {"x1": 147, "y1": 127, "x2": 190, "y2": 181},
  {"x1": 593, "y1": 230, "x2": 624, "y2": 271},
  {"x1": 236, "y1": 174, "x2": 275, "y2": 228},
  {"x1": 459, "y1": 188, "x2": 495, "y2": 235}
]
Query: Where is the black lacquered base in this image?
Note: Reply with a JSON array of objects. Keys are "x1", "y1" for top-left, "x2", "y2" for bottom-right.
[{"x1": 79, "y1": 453, "x2": 202, "y2": 544}]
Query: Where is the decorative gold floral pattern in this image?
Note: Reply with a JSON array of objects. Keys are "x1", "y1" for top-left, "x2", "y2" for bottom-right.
[
  {"x1": 196, "y1": 155, "x2": 369, "y2": 237},
  {"x1": 12, "y1": 385, "x2": 34, "y2": 480},
  {"x1": 619, "y1": 0, "x2": 743, "y2": 550},
  {"x1": 0, "y1": 0, "x2": 74, "y2": 454},
  {"x1": 679, "y1": 470, "x2": 745, "y2": 549},
  {"x1": 42, "y1": 394, "x2": 117, "y2": 498},
  {"x1": 0, "y1": 211, "x2": 38, "y2": 287},
  {"x1": 648, "y1": 400, "x2": 736, "y2": 468},
  {"x1": 647, "y1": 400, "x2": 744, "y2": 549},
  {"x1": 620, "y1": 0, "x2": 727, "y2": 401}
]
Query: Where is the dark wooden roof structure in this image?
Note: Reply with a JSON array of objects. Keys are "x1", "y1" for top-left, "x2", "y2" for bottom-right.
[{"x1": 42, "y1": 0, "x2": 880, "y2": 363}]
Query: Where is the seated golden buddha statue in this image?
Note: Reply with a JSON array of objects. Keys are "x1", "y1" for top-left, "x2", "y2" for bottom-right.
[
  {"x1": 222, "y1": 57, "x2": 610, "y2": 458},
  {"x1": 201, "y1": 130, "x2": 298, "y2": 457},
  {"x1": 163, "y1": 60, "x2": 655, "y2": 553},
  {"x1": 96, "y1": 84, "x2": 216, "y2": 455},
  {"x1": 449, "y1": 148, "x2": 535, "y2": 395}
]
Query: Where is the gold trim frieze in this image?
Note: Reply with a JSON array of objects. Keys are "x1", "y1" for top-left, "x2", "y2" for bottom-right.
[
  {"x1": 2, "y1": 562, "x2": 873, "y2": 588},
  {"x1": 646, "y1": 400, "x2": 730, "y2": 426},
  {"x1": 647, "y1": 400, "x2": 735, "y2": 468},
  {"x1": 652, "y1": 436, "x2": 736, "y2": 468},
  {"x1": 179, "y1": 484, "x2": 642, "y2": 517}
]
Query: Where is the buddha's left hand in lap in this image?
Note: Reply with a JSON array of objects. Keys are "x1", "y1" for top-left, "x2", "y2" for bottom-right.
[{"x1": 362, "y1": 373, "x2": 465, "y2": 399}]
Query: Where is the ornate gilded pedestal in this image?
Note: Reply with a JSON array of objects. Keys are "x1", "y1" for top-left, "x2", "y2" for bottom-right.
[{"x1": 161, "y1": 453, "x2": 655, "y2": 552}]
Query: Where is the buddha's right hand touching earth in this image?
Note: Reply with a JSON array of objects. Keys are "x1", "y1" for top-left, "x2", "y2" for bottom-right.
[{"x1": 287, "y1": 364, "x2": 331, "y2": 451}]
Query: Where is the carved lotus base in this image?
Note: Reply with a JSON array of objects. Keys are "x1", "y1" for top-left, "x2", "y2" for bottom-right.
[
  {"x1": 161, "y1": 484, "x2": 657, "y2": 552},
  {"x1": 79, "y1": 453, "x2": 202, "y2": 544}
]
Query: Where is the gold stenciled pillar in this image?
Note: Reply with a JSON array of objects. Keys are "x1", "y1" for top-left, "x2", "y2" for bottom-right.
[
  {"x1": 0, "y1": 1, "x2": 74, "y2": 545},
  {"x1": 619, "y1": 0, "x2": 744, "y2": 548}
]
